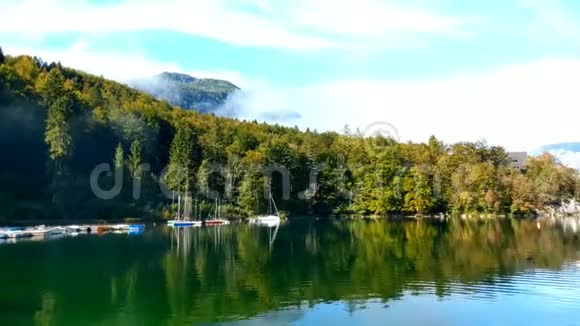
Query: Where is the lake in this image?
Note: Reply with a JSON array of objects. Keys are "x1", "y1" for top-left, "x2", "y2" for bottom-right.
[{"x1": 1, "y1": 219, "x2": 579, "y2": 325}]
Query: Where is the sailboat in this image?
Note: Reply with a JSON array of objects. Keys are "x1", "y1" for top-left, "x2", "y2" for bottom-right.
[
  {"x1": 250, "y1": 189, "x2": 280, "y2": 226},
  {"x1": 167, "y1": 185, "x2": 202, "y2": 227},
  {"x1": 205, "y1": 198, "x2": 230, "y2": 226}
]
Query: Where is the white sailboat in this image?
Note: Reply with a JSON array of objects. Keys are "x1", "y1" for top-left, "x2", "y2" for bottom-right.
[
  {"x1": 251, "y1": 190, "x2": 280, "y2": 226},
  {"x1": 168, "y1": 185, "x2": 202, "y2": 227}
]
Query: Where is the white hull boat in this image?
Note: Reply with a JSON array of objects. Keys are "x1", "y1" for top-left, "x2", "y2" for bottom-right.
[
  {"x1": 28, "y1": 226, "x2": 66, "y2": 237},
  {"x1": 251, "y1": 190, "x2": 281, "y2": 226},
  {"x1": 65, "y1": 225, "x2": 90, "y2": 233},
  {"x1": 252, "y1": 215, "x2": 280, "y2": 225},
  {"x1": 48, "y1": 227, "x2": 66, "y2": 235},
  {"x1": 3, "y1": 230, "x2": 33, "y2": 239},
  {"x1": 28, "y1": 226, "x2": 50, "y2": 237},
  {"x1": 110, "y1": 224, "x2": 130, "y2": 231}
]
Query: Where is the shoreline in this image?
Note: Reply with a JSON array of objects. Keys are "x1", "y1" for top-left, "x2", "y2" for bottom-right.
[
  {"x1": 0, "y1": 214, "x2": 580, "y2": 227},
  {"x1": 0, "y1": 217, "x2": 163, "y2": 227}
]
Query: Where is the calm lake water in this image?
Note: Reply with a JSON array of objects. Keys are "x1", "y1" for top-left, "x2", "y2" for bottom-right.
[{"x1": 1, "y1": 219, "x2": 580, "y2": 325}]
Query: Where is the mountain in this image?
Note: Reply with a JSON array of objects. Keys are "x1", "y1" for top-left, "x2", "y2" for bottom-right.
[{"x1": 132, "y1": 72, "x2": 239, "y2": 113}]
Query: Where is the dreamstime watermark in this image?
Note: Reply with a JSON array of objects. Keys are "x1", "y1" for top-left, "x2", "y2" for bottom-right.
[
  {"x1": 363, "y1": 121, "x2": 400, "y2": 157},
  {"x1": 89, "y1": 160, "x2": 446, "y2": 203},
  {"x1": 88, "y1": 121, "x2": 448, "y2": 203}
]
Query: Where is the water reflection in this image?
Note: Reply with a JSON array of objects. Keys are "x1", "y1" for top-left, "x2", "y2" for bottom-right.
[
  {"x1": 559, "y1": 216, "x2": 580, "y2": 233},
  {"x1": 0, "y1": 219, "x2": 579, "y2": 325},
  {"x1": 249, "y1": 222, "x2": 280, "y2": 252}
]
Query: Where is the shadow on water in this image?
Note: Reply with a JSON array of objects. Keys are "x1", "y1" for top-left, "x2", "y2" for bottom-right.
[{"x1": 0, "y1": 219, "x2": 579, "y2": 325}]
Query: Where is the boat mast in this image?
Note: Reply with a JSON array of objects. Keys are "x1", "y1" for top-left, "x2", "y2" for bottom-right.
[
  {"x1": 177, "y1": 189, "x2": 182, "y2": 220},
  {"x1": 271, "y1": 192, "x2": 279, "y2": 216},
  {"x1": 268, "y1": 188, "x2": 272, "y2": 215},
  {"x1": 185, "y1": 197, "x2": 190, "y2": 221},
  {"x1": 194, "y1": 197, "x2": 198, "y2": 221},
  {"x1": 185, "y1": 177, "x2": 190, "y2": 221}
]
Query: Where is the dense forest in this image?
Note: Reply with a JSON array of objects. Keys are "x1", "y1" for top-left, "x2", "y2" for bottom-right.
[{"x1": 0, "y1": 46, "x2": 578, "y2": 220}]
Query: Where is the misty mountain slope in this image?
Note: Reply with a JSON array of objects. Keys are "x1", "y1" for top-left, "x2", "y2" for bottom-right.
[{"x1": 132, "y1": 72, "x2": 239, "y2": 113}]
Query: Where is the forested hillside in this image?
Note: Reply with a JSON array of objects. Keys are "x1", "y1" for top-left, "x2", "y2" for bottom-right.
[{"x1": 0, "y1": 47, "x2": 577, "y2": 221}]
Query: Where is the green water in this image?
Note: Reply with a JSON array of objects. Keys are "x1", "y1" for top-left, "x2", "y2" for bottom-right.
[{"x1": 1, "y1": 219, "x2": 580, "y2": 325}]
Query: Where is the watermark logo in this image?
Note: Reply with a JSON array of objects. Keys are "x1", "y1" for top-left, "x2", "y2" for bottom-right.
[
  {"x1": 363, "y1": 121, "x2": 400, "y2": 157},
  {"x1": 85, "y1": 121, "x2": 450, "y2": 206}
]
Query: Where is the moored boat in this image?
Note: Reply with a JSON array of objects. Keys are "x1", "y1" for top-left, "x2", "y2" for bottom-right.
[
  {"x1": 110, "y1": 224, "x2": 130, "y2": 231},
  {"x1": 252, "y1": 215, "x2": 281, "y2": 225},
  {"x1": 205, "y1": 198, "x2": 230, "y2": 226},
  {"x1": 65, "y1": 225, "x2": 91, "y2": 233},
  {"x1": 48, "y1": 227, "x2": 66, "y2": 235},
  {"x1": 27, "y1": 225, "x2": 50, "y2": 237},
  {"x1": 205, "y1": 219, "x2": 230, "y2": 226},
  {"x1": 259, "y1": 218, "x2": 281, "y2": 228},
  {"x1": 168, "y1": 190, "x2": 202, "y2": 228},
  {"x1": 168, "y1": 220, "x2": 202, "y2": 227},
  {"x1": 127, "y1": 225, "x2": 145, "y2": 235},
  {"x1": 251, "y1": 189, "x2": 281, "y2": 226},
  {"x1": 3, "y1": 230, "x2": 34, "y2": 239},
  {"x1": 96, "y1": 226, "x2": 110, "y2": 233},
  {"x1": 128, "y1": 224, "x2": 146, "y2": 232}
]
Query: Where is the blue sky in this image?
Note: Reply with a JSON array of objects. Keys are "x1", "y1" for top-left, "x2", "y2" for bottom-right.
[{"x1": 1, "y1": 0, "x2": 580, "y2": 166}]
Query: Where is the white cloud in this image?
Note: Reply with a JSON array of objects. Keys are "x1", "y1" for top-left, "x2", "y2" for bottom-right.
[
  {"x1": 0, "y1": 0, "x2": 473, "y2": 50},
  {"x1": 7, "y1": 40, "x2": 177, "y2": 80},
  {"x1": 216, "y1": 80, "x2": 304, "y2": 123},
  {"x1": 228, "y1": 58, "x2": 580, "y2": 152},
  {"x1": 287, "y1": 0, "x2": 472, "y2": 39},
  {"x1": 520, "y1": 0, "x2": 580, "y2": 43},
  {"x1": 5, "y1": 40, "x2": 246, "y2": 84}
]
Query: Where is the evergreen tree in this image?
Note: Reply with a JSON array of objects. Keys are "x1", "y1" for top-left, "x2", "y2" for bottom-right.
[
  {"x1": 238, "y1": 172, "x2": 264, "y2": 215},
  {"x1": 44, "y1": 96, "x2": 72, "y2": 163},
  {"x1": 0, "y1": 46, "x2": 5, "y2": 64},
  {"x1": 128, "y1": 139, "x2": 142, "y2": 179},
  {"x1": 44, "y1": 95, "x2": 72, "y2": 206},
  {"x1": 41, "y1": 68, "x2": 65, "y2": 107},
  {"x1": 166, "y1": 126, "x2": 196, "y2": 192},
  {"x1": 114, "y1": 143, "x2": 124, "y2": 169}
]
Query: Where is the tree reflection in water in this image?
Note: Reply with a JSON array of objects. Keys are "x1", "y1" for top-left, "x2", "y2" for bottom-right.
[{"x1": 0, "y1": 219, "x2": 578, "y2": 325}]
